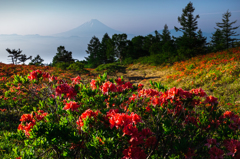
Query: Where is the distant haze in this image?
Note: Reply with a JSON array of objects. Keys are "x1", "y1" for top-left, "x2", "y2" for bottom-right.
[{"x1": 1, "y1": 19, "x2": 240, "y2": 64}]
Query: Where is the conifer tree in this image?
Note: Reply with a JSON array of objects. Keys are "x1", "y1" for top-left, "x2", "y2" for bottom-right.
[
  {"x1": 106, "y1": 38, "x2": 116, "y2": 63},
  {"x1": 210, "y1": 29, "x2": 225, "y2": 52},
  {"x1": 6, "y1": 48, "x2": 23, "y2": 65},
  {"x1": 52, "y1": 46, "x2": 75, "y2": 66},
  {"x1": 29, "y1": 55, "x2": 44, "y2": 66},
  {"x1": 100, "y1": 33, "x2": 110, "y2": 64},
  {"x1": 111, "y1": 34, "x2": 128, "y2": 64},
  {"x1": 85, "y1": 36, "x2": 101, "y2": 67},
  {"x1": 174, "y1": 2, "x2": 199, "y2": 39},
  {"x1": 174, "y1": 2, "x2": 206, "y2": 57},
  {"x1": 161, "y1": 24, "x2": 171, "y2": 42},
  {"x1": 131, "y1": 36, "x2": 148, "y2": 58},
  {"x1": 18, "y1": 54, "x2": 32, "y2": 65},
  {"x1": 160, "y1": 24, "x2": 176, "y2": 53},
  {"x1": 215, "y1": 10, "x2": 240, "y2": 49}
]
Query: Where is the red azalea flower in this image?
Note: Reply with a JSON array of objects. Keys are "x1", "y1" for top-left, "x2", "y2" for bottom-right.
[
  {"x1": 205, "y1": 138, "x2": 217, "y2": 148},
  {"x1": 224, "y1": 139, "x2": 240, "y2": 157},
  {"x1": 90, "y1": 79, "x2": 97, "y2": 90},
  {"x1": 20, "y1": 114, "x2": 34, "y2": 122},
  {"x1": 209, "y1": 146, "x2": 224, "y2": 159},
  {"x1": 71, "y1": 75, "x2": 81, "y2": 84},
  {"x1": 205, "y1": 95, "x2": 218, "y2": 105},
  {"x1": 185, "y1": 148, "x2": 196, "y2": 159},
  {"x1": 115, "y1": 77, "x2": 123, "y2": 86},
  {"x1": 49, "y1": 75, "x2": 57, "y2": 82},
  {"x1": 63, "y1": 101, "x2": 80, "y2": 112}
]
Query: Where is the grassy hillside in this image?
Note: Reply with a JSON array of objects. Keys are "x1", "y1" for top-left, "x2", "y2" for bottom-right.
[{"x1": 94, "y1": 47, "x2": 240, "y2": 114}]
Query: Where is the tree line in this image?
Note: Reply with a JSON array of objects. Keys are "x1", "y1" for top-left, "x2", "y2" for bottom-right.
[
  {"x1": 5, "y1": 2, "x2": 239, "y2": 68},
  {"x1": 84, "y1": 2, "x2": 239, "y2": 67}
]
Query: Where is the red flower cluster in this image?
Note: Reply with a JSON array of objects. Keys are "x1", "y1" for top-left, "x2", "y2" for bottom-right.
[
  {"x1": 27, "y1": 70, "x2": 58, "y2": 83},
  {"x1": 190, "y1": 88, "x2": 207, "y2": 97},
  {"x1": 122, "y1": 146, "x2": 147, "y2": 159},
  {"x1": 100, "y1": 80, "x2": 134, "y2": 95},
  {"x1": 27, "y1": 70, "x2": 43, "y2": 80},
  {"x1": 115, "y1": 77, "x2": 124, "y2": 86},
  {"x1": 90, "y1": 79, "x2": 97, "y2": 90},
  {"x1": 184, "y1": 148, "x2": 196, "y2": 159},
  {"x1": 219, "y1": 111, "x2": 240, "y2": 131},
  {"x1": 0, "y1": 108, "x2": 6, "y2": 112},
  {"x1": 208, "y1": 146, "x2": 224, "y2": 159},
  {"x1": 138, "y1": 88, "x2": 160, "y2": 98},
  {"x1": 71, "y1": 76, "x2": 81, "y2": 85},
  {"x1": 205, "y1": 95, "x2": 218, "y2": 105},
  {"x1": 101, "y1": 81, "x2": 117, "y2": 95},
  {"x1": 184, "y1": 115, "x2": 200, "y2": 127},
  {"x1": 63, "y1": 101, "x2": 80, "y2": 112},
  {"x1": 106, "y1": 109, "x2": 157, "y2": 158},
  {"x1": 205, "y1": 138, "x2": 218, "y2": 148},
  {"x1": 90, "y1": 78, "x2": 134, "y2": 95},
  {"x1": 224, "y1": 139, "x2": 240, "y2": 158},
  {"x1": 121, "y1": 81, "x2": 133, "y2": 90},
  {"x1": 49, "y1": 75, "x2": 57, "y2": 82},
  {"x1": 107, "y1": 109, "x2": 141, "y2": 130},
  {"x1": 55, "y1": 83, "x2": 77, "y2": 100},
  {"x1": 76, "y1": 109, "x2": 100, "y2": 128},
  {"x1": 18, "y1": 110, "x2": 48, "y2": 137}
]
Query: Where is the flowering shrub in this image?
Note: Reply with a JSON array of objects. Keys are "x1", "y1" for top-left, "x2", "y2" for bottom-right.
[{"x1": 1, "y1": 69, "x2": 240, "y2": 158}]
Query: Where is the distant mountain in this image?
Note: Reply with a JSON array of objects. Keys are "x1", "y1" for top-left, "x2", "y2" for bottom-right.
[{"x1": 53, "y1": 19, "x2": 129, "y2": 39}]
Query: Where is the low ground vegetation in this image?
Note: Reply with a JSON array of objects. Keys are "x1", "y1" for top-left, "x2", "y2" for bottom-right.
[{"x1": 0, "y1": 47, "x2": 240, "y2": 158}]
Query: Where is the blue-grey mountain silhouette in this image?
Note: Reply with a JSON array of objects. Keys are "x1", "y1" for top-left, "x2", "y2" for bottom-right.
[{"x1": 53, "y1": 19, "x2": 123, "y2": 38}]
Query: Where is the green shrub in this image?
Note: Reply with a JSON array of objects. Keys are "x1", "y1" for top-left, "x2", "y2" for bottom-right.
[
  {"x1": 122, "y1": 57, "x2": 135, "y2": 65},
  {"x1": 95, "y1": 63, "x2": 126, "y2": 74},
  {"x1": 135, "y1": 54, "x2": 167, "y2": 66},
  {"x1": 54, "y1": 62, "x2": 71, "y2": 70},
  {"x1": 67, "y1": 61, "x2": 84, "y2": 71}
]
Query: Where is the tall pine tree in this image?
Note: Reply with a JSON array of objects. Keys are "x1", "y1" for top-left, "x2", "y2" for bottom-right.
[
  {"x1": 52, "y1": 46, "x2": 75, "y2": 66},
  {"x1": 100, "y1": 33, "x2": 110, "y2": 64},
  {"x1": 215, "y1": 10, "x2": 240, "y2": 49},
  {"x1": 85, "y1": 36, "x2": 101, "y2": 67},
  {"x1": 174, "y1": 2, "x2": 206, "y2": 57},
  {"x1": 6, "y1": 48, "x2": 23, "y2": 65},
  {"x1": 29, "y1": 55, "x2": 44, "y2": 66},
  {"x1": 111, "y1": 34, "x2": 128, "y2": 64},
  {"x1": 210, "y1": 29, "x2": 225, "y2": 52}
]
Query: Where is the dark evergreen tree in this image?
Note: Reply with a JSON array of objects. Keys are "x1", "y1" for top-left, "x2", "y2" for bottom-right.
[
  {"x1": 161, "y1": 24, "x2": 171, "y2": 42},
  {"x1": 160, "y1": 24, "x2": 176, "y2": 54},
  {"x1": 85, "y1": 36, "x2": 101, "y2": 67},
  {"x1": 18, "y1": 54, "x2": 32, "y2": 65},
  {"x1": 100, "y1": 33, "x2": 110, "y2": 64},
  {"x1": 174, "y1": 2, "x2": 199, "y2": 39},
  {"x1": 143, "y1": 34, "x2": 154, "y2": 52},
  {"x1": 153, "y1": 30, "x2": 161, "y2": 43},
  {"x1": 131, "y1": 36, "x2": 149, "y2": 58},
  {"x1": 196, "y1": 29, "x2": 207, "y2": 54},
  {"x1": 123, "y1": 40, "x2": 135, "y2": 60},
  {"x1": 106, "y1": 38, "x2": 116, "y2": 63},
  {"x1": 6, "y1": 48, "x2": 23, "y2": 65},
  {"x1": 52, "y1": 46, "x2": 75, "y2": 66},
  {"x1": 174, "y1": 2, "x2": 206, "y2": 57},
  {"x1": 111, "y1": 34, "x2": 128, "y2": 63},
  {"x1": 215, "y1": 10, "x2": 240, "y2": 49},
  {"x1": 29, "y1": 55, "x2": 44, "y2": 66},
  {"x1": 210, "y1": 29, "x2": 225, "y2": 52}
]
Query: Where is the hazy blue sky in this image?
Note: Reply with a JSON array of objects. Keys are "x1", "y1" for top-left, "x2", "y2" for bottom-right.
[{"x1": 0, "y1": 0, "x2": 240, "y2": 36}]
